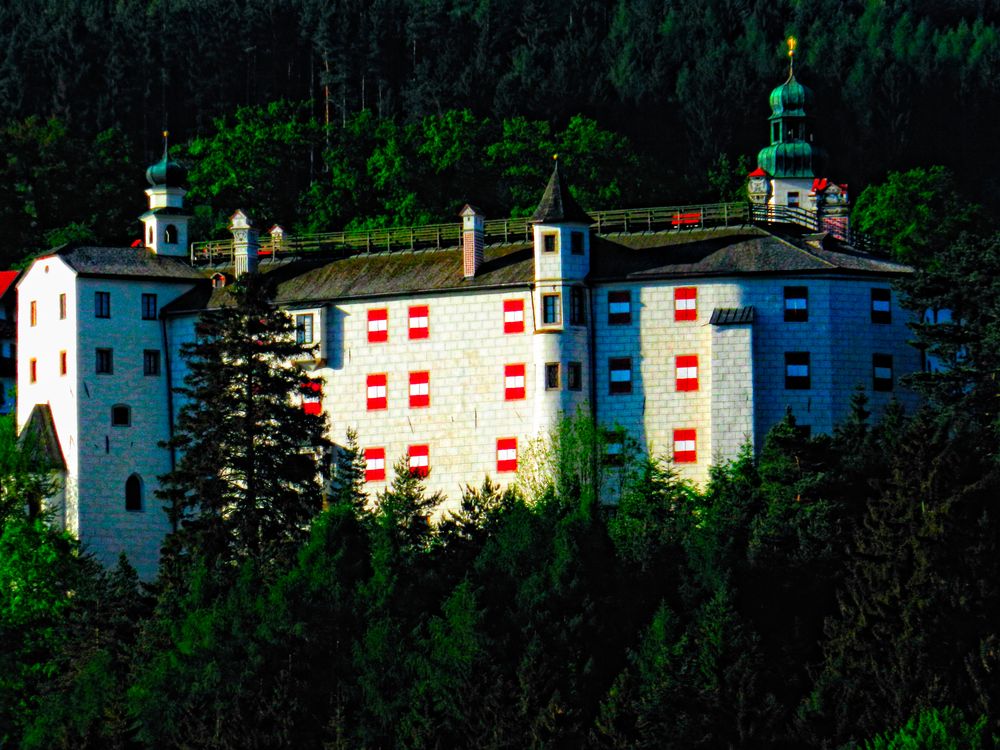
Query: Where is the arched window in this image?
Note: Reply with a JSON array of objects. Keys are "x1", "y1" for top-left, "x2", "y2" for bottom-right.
[
  {"x1": 111, "y1": 404, "x2": 131, "y2": 426},
  {"x1": 125, "y1": 474, "x2": 142, "y2": 512},
  {"x1": 164, "y1": 224, "x2": 178, "y2": 244}
]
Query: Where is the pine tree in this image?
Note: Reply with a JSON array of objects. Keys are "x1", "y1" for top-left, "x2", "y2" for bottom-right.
[{"x1": 158, "y1": 273, "x2": 328, "y2": 570}]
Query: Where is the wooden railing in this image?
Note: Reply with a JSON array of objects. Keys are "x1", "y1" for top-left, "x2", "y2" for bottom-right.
[{"x1": 189, "y1": 202, "x2": 751, "y2": 264}]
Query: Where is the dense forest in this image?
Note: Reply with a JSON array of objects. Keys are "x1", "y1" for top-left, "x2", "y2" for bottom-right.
[{"x1": 3, "y1": 0, "x2": 1000, "y2": 262}]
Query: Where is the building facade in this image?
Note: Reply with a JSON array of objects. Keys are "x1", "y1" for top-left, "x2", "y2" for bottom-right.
[{"x1": 16, "y1": 80, "x2": 918, "y2": 579}]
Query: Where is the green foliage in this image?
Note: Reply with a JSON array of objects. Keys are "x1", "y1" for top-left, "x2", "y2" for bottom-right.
[
  {"x1": 864, "y1": 706, "x2": 989, "y2": 749},
  {"x1": 0, "y1": 414, "x2": 60, "y2": 526}
]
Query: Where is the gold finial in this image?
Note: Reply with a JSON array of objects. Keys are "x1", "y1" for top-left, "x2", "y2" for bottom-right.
[
  {"x1": 553, "y1": 153, "x2": 559, "y2": 161},
  {"x1": 787, "y1": 36, "x2": 797, "y2": 57},
  {"x1": 163, "y1": 129, "x2": 169, "y2": 139}
]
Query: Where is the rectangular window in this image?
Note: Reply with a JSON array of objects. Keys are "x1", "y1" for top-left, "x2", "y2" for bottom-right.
[
  {"x1": 871, "y1": 288, "x2": 892, "y2": 324},
  {"x1": 95, "y1": 348, "x2": 113, "y2": 374},
  {"x1": 295, "y1": 313, "x2": 314, "y2": 344},
  {"x1": 30, "y1": 301, "x2": 37, "y2": 327},
  {"x1": 408, "y1": 305, "x2": 429, "y2": 339},
  {"x1": 604, "y1": 429, "x2": 625, "y2": 466},
  {"x1": 143, "y1": 349, "x2": 161, "y2": 376},
  {"x1": 571, "y1": 231, "x2": 585, "y2": 256},
  {"x1": 543, "y1": 233, "x2": 557, "y2": 253},
  {"x1": 368, "y1": 308, "x2": 388, "y2": 342},
  {"x1": 95, "y1": 291, "x2": 110, "y2": 319},
  {"x1": 504, "y1": 364, "x2": 526, "y2": 400},
  {"x1": 408, "y1": 444, "x2": 429, "y2": 477},
  {"x1": 58, "y1": 293, "x2": 66, "y2": 320},
  {"x1": 366, "y1": 373, "x2": 387, "y2": 410},
  {"x1": 545, "y1": 362, "x2": 560, "y2": 390},
  {"x1": 676, "y1": 355, "x2": 699, "y2": 391},
  {"x1": 301, "y1": 379, "x2": 322, "y2": 414},
  {"x1": 787, "y1": 191, "x2": 800, "y2": 207},
  {"x1": 674, "y1": 287, "x2": 697, "y2": 321},
  {"x1": 873, "y1": 353, "x2": 893, "y2": 392},
  {"x1": 608, "y1": 290, "x2": 631, "y2": 325},
  {"x1": 570, "y1": 287, "x2": 586, "y2": 326},
  {"x1": 59, "y1": 350, "x2": 67, "y2": 376},
  {"x1": 365, "y1": 447, "x2": 386, "y2": 482},
  {"x1": 609, "y1": 357, "x2": 632, "y2": 394},
  {"x1": 542, "y1": 294, "x2": 561, "y2": 325},
  {"x1": 409, "y1": 370, "x2": 430, "y2": 408},
  {"x1": 141, "y1": 293, "x2": 157, "y2": 320},
  {"x1": 673, "y1": 428, "x2": 697, "y2": 463},
  {"x1": 29, "y1": 358, "x2": 37, "y2": 383},
  {"x1": 503, "y1": 299, "x2": 525, "y2": 334},
  {"x1": 785, "y1": 352, "x2": 810, "y2": 389},
  {"x1": 784, "y1": 286, "x2": 808, "y2": 322},
  {"x1": 497, "y1": 437, "x2": 518, "y2": 472},
  {"x1": 568, "y1": 361, "x2": 582, "y2": 391}
]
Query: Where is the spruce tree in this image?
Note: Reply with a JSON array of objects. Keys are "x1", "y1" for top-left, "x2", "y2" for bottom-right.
[{"x1": 159, "y1": 273, "x2": 328, "y2": 570}]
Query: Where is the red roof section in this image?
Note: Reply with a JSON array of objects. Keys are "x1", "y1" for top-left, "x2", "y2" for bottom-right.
[
  {"x1": 0, "y1": 271, "x2": 19, "y2": 299},
  {"x1": 748, "y1": 167, "x2": 768, "y2": 177}
]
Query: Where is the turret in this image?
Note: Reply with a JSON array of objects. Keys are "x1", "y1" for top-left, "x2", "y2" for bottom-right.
[{"x1": 140, "y1": 132, "x2": 191, "y2": 257}]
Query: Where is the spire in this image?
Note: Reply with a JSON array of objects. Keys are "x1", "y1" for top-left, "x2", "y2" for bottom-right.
[
  {"x1": 531, "y1": 155, "x2": 593, "y2": 225},
  {"x1": 146, "y1": 130, "x2": 187, "y2": 188}
]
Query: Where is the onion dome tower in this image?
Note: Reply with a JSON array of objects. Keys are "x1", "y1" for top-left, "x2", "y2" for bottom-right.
[{"x1": 140, "y1": 131, "x2": 191, "y2": 257}]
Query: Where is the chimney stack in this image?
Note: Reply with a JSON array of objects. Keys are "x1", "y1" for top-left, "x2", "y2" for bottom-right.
[
  {"x1": 460, "y1": 205, "x2": 484, "y2": 278},
  {"x1": 230, "y1": 209, "x2": 259, "y2": 277}
]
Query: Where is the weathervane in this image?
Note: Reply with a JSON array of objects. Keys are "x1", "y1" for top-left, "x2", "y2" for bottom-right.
[{"x1": 787, "y1": 36, "x2": 797, "y2": 77}]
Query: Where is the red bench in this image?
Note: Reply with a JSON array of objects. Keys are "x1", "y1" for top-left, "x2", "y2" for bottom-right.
[{"x1": 672, "y1": 211, "x2": 702, "y2": 228}]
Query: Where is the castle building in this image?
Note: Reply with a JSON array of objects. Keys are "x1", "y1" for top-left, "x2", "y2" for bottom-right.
[{"x1": 17, "y1": 79, "x2": 918, "y2": 579}]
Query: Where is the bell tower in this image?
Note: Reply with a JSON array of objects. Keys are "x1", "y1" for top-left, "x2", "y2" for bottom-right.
[{"x1": 141, "y1": 132, "x2": 191, "y2": 258}]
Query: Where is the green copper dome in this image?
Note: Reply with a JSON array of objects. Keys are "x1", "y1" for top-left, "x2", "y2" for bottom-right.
[
  {"x1": 757, "y1": 141, "x2": 827, "y2": 179},
  {"x1": 768, "y1": 72, "x2": 814, "y2": 119},
  {"x1": 146, "y1": 135, "x2": 187, "y2": 187}
]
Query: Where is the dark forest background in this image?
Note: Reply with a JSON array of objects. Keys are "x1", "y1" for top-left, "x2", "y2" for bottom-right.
[{"x1": 2, "y1": 0, "x2": 1000, "y2": 262}]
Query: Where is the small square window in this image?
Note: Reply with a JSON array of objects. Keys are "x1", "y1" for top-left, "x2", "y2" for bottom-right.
[
  {"x1": 785, "y1": 352, "x2": 810, "y2": 389},
  {"x1": 503, "y1": 299, "x2": 525, "y2": 334},
  {"x1": 408, "y1": 444, "x2": 430, "y2": 477},
  {"x1": 871, "y1": 288, "x2": 892, "y2": 324},
  {"x1": 141, "y1": 293, "x2": 157, "y2": 320},
  {"x1": 542, "y1": 294, "x2": 561, "y2": 326},
  {"x1": 365, "y1": 447, "x2": 386, "y2": 482},
  {"x1": 409, "y1": 305, "x2": 429, "y2": 339},
  {"x1": 608, "y1": 290, "x2": 631, "y2": 325},
  {"x1": 496, "y1": 437, "x2": 518, "y2": 472},
  {"x1": 676, "y1": 355, "x2": 698, "y2": 391},
  {"x1": 295, "y1": 313, "x2": 314, "y2": 344},
  {"x1": 787, "y1": 191, "x2": 800, "y2": 207},
  {"x1": 543, "y1": 233, "x2": 557, "y2": 253},
  {"x1": 58, "y1": 293, "x2": 66, "y2": 320},
  {"x1": 96, "y1": 348, "x2": 113, "y2": 374},
  {"x1": 570, "y1": 287, "x2": 587, "y2": 326},
  {"x1": 95, "y1": 291, "x2": 110, "y2": 319},
  {"x1": 409, "y1": 371, "x2": 430, "y2": 408},
  {"x1": 545, "y1": 363, "x2": 560, "y2": 390},
  {"x1": 567, "y1": 361, "x2": 582, "y2": 391},
  {"x1": 604, "y1": 429, "x2": 626, "y2": 466},
  {"x1": 111, "y1": 405, "x2": 131, "y2": 427},
  {"x1": 609, "y1": 357, "x2": 632, "y2": 394},
  {"x1": 674, "y1": 287, "x2": 697, "y2": 322},
  {"x1": 144, "y1": 350, "x2": 161, "y2": 376},
  {"x1": 59, "y1": 350, "x2": 67, "y2": 376},
  {"x1": 673, "y1": 428, "x2": 697, "y2": 463},
  {"x1": 873, "y1": 353, "x2": 893, "y2": 392},
  {"x1": 784, "y1": 286, "x2": 808, "y2": 322},
  {"x1": 367, "y1": 373, "x2": 387, "y2": 410},
  {"x1": 505, "y1": 364, "x2": 526, "y2": 400},
  {"x1": 571, "y1": 231, "x2": 585, "y2": 255},
  {"x1": 368, "y1": 308, "x2": 388, "y2": 343}
]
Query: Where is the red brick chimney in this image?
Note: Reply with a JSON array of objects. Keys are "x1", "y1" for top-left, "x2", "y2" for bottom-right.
[{"x1": 460, "y1": 204, "x2": 484, "y2": 278}]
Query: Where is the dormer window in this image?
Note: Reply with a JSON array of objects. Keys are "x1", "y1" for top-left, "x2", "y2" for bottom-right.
[{"x1": 212, "y1": 273, "x2": 227, "y2": 289}]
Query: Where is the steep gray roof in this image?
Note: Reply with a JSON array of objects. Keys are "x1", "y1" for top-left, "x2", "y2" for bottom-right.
[
  {"x1": 19, "y1": 404, "x2": 66, "y2": 471},
  {"x1": 531, "y1": 163, "x2": 593, "y2": 225},
  {"x1": 52, "y1": 245, "x2": 205, "y2": 281}
]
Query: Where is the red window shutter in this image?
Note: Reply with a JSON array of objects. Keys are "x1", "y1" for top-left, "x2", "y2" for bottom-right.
[
  {"x1": 409, "y1": 305, "x2": 429, "y2": 339},
  {"x1": 409, "y1": 370, "x2": 430, "y2": 408},
  {"x1": 300, "y1": 378, "x2": 322, "y2": 414},
  {"x1": 368, "y1": 308, "x2": 388, "y2": 343},
  {"x1": 365, "y1": 447, "x2": 386, "y2": 482},
  {"x1": 496, "y1": 437, "x2": 518, "y2": 472},
  {"x1": 503, "y1": 299, "x2": 525, "y2": 334},
  {"x1": 408, "y1": 444, "x2": 429, "y2": 477},
  {"x1": 504, "y1": 364, "x2": 526, "y2": 400},
  {"x1": 366, "y1": 373, "x2": 387, "y2": 410},
  {"x1": 676, "y1": 355, "x2": 699, "y2": 391},
  {"x1": 673, "y1": 428, "x2": 697, "y2": 463},
  {"x1": 675, "y1": 287, "x2": 697, "y2": 321}
]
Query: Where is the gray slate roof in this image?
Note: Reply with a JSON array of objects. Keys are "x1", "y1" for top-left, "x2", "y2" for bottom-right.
[
  {"x1": 710, "y1": 307, "x2": 756, "y2": 325},
  {"x1": 20, "y1": 404, "x2": 66, "y2": 471},
  {"x1": 531, "y1": 163, "x2": 594, "y2": 225},
  {"x1": 52, "y1": 245, "x2": 205, "y2": 281}
]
